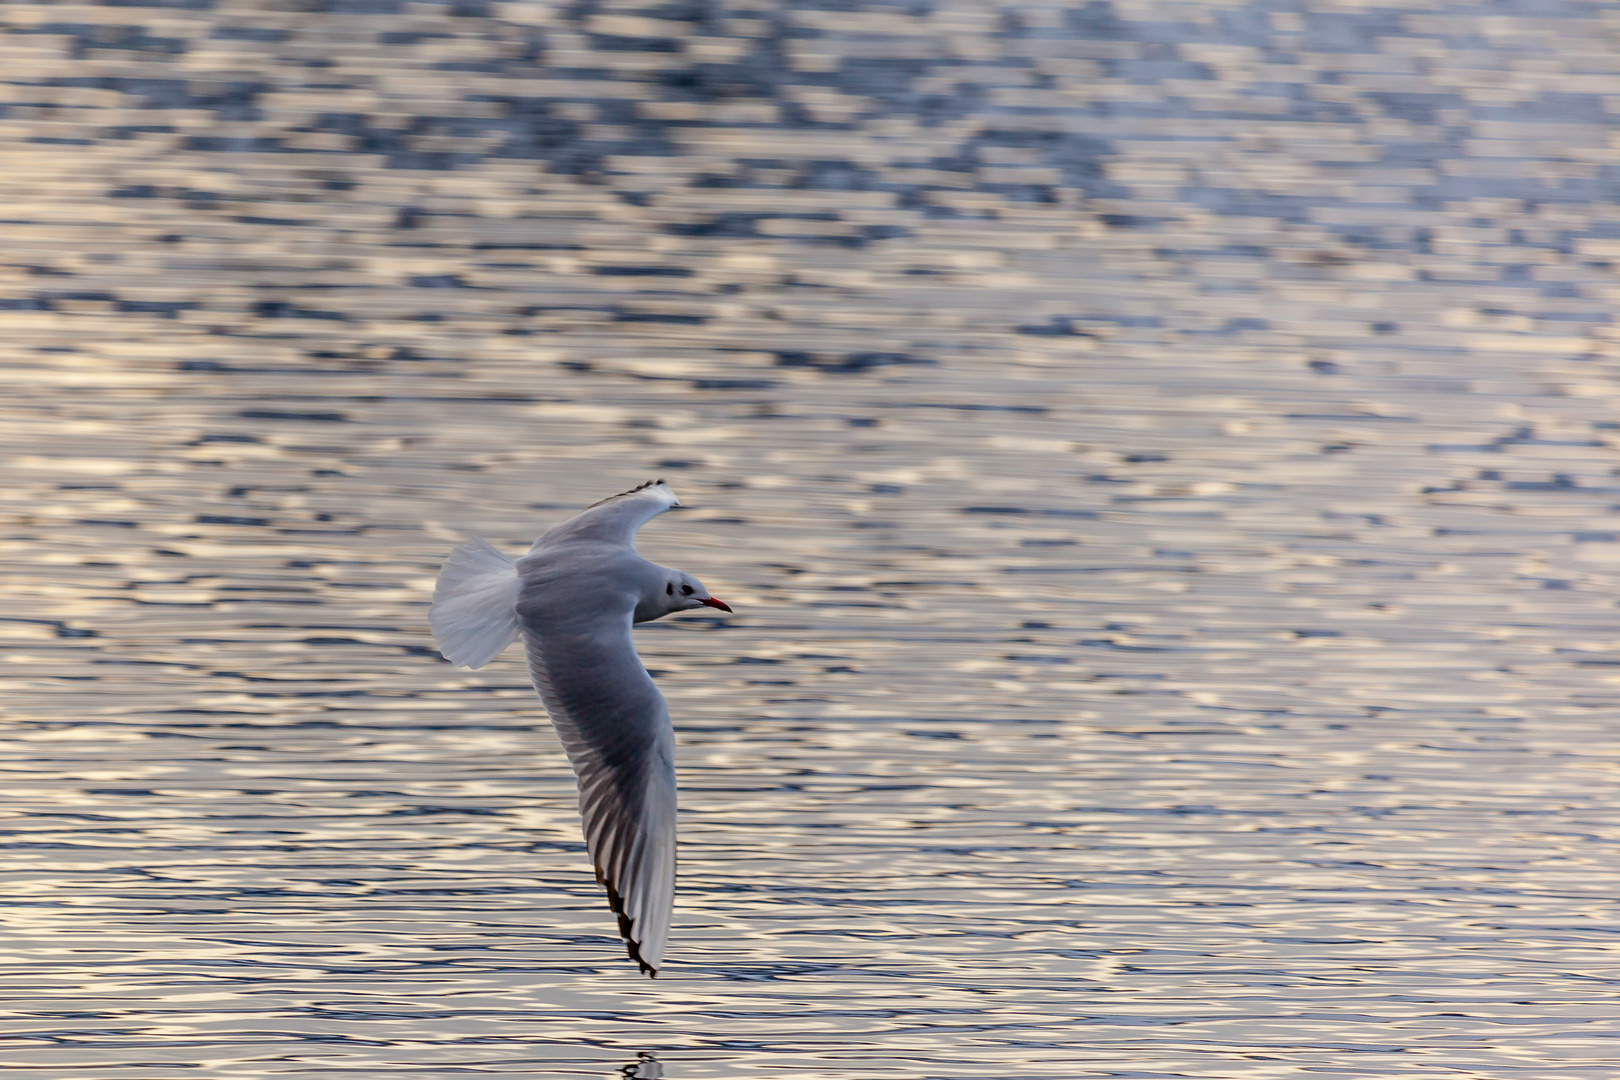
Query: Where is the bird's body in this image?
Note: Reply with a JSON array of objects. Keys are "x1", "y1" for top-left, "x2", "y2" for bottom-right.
[{"x1": 428, "y1": 480, "x2": 730, "y2": 976}]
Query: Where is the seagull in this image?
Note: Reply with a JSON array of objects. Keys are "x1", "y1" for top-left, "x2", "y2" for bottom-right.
[{"x1": 428, "y1": 480, "x2": 731, "y2": 976}]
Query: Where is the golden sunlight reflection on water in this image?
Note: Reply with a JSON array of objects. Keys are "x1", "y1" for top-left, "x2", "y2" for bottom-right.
[{"x1": 5, "y1": 0, "x2": 1620, "y2": 1076}]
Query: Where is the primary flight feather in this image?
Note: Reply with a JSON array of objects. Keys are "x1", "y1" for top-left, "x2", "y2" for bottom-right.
[{"x1": 428, "y1": 480, "x2": 731, "y2": 976}]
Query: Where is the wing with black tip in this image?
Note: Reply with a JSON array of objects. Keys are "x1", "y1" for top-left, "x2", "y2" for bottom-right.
[{"x1": 532, "y1": 479, "x2": 679, "y2": 552}]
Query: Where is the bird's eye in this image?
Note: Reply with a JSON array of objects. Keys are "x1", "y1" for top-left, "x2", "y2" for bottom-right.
[
  {"x1": 666, "y1": 583, "x2": 673, "y2": 595},
  {"x1": 681, "y1": 584, "x2": 693, "y2": 595}
]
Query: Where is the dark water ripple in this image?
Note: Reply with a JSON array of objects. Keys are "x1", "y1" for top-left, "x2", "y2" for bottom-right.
[{"x1": 5, "y1": 0, "x2": 1620, "y2": 1076}]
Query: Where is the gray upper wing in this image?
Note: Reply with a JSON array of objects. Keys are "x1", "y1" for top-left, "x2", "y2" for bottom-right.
[
  {"x1": 531, "y1": 480, "x2": 679, "y2": 553},
  {"x1": 517, "y1": 573, "x2": 676, "y2": 975}
]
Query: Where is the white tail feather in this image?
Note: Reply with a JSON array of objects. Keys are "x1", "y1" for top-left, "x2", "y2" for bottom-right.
[{"x1": 430, "y1": 537, "x2": 521, "y2": 668}]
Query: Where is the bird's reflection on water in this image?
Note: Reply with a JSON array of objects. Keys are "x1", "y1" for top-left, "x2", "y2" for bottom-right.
[{"x1": 620, "y1": 1053, "x2": 663, "y2": 1079}]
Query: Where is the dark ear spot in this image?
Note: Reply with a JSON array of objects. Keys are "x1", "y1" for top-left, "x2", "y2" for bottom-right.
[{"x1": 666, "y1": 582, "x2": 673, "y2": 595}]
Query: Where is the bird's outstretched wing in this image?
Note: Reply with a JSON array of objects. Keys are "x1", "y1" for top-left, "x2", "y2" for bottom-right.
[
  {"x1": 517, "y1": 594, "x2": 677, "y2": 976},
  {"x1": 532, "y1": 479, "x2": 679, "y2": 552}
]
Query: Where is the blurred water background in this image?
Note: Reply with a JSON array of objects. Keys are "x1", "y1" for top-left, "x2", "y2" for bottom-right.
[{"x1": 6, "y1": 0, "x2": 1620, "y2": 1076}]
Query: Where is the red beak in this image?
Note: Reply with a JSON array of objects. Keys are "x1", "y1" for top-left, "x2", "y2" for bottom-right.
[{"x1": 699, "y1": 597, "x2": 733, "y2": 612}]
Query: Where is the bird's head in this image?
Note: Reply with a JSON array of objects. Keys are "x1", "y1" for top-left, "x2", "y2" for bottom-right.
[{"x1": 663, "y1": 570, "x2": 732, "y2": 616}]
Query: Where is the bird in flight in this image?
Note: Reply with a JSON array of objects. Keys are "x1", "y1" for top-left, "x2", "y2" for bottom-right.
[{"x1": 428, "y1": 480, "x2": 731, "y2": 976}]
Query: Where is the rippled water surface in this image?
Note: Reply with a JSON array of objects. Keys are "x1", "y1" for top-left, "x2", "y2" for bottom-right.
[{"x1": 7, "y1": 1, "x2": 1620, "y2": 1076}]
